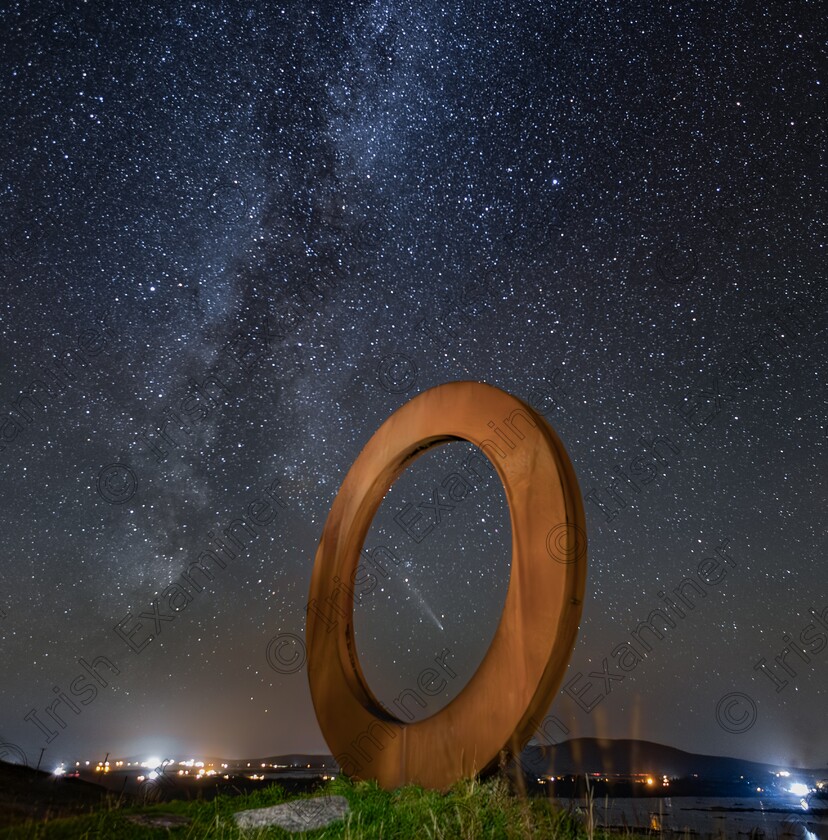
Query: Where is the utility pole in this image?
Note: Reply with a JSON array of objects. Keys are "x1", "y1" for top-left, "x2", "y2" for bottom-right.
[{"x1": 36, "y1": 747, "x2": 45, "y2": 771}]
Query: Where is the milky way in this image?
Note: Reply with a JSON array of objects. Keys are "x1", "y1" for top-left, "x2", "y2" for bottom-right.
[{"x1": 0, "y1": 0, "x2": 825, "y2": 769}]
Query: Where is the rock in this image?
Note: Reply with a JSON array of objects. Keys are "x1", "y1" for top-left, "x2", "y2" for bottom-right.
[{"x1": 233, "y1": 795, "x2": 349, "y2": 833}]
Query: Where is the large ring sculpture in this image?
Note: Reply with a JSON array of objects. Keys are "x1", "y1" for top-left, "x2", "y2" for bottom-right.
[{"x1": 306, "y1": 381, "x2": 586, "y2": 790}]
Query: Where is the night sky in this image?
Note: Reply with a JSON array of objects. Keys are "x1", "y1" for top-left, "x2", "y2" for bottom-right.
[{"x1": 1, "y1": 0, "x2": 825, "y2": 773}]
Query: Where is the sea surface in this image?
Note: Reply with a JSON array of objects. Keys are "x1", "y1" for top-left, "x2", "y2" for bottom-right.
[{"x1": 555, "y1": 795, "x2": 828, "y2": 839}]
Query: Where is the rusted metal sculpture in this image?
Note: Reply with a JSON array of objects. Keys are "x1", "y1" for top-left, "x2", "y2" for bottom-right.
[{"x1": 306, "y1": 381, "x2": 586, "y2": 790}]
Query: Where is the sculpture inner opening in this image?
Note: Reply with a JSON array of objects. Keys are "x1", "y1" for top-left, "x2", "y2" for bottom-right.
[{"x1": 352, "y1": 441, "x2": 512, "y2": 722}]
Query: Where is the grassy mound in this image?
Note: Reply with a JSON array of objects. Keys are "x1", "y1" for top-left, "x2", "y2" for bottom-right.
[{"x1": 0, "y1": 775, "x2": 649, "y2": 839}]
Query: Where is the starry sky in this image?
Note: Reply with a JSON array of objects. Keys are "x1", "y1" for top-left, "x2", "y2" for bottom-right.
[{"x1": 1, "y1": 0, "x2": 825, "y2": 772}]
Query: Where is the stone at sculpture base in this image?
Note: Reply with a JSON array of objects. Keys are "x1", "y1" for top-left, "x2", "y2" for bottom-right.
[{"x1": 233, "y1": 795, "x2": 349, "y2": 832}]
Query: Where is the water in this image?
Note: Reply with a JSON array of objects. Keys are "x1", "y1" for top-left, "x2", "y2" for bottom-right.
[{"x1": 556, "y1": 796, "x2": 828, "y2": 839}]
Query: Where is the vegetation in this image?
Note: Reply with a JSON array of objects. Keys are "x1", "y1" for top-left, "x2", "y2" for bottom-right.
[{"x1": 0, "y1": 775, "x2": 655, "y2": 839}]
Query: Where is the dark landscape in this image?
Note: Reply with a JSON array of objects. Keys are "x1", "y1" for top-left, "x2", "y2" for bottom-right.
[{"x1": 4, "y1": 738, "x2": 827, "y2": 827}]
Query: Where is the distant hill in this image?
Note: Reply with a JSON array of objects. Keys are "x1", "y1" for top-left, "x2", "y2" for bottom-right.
[
  {"x1": 225, "y1": 742, "x2": 826, "y2": 781},
  {"x1": 521, "y1": 738, "x2": 828, "y2": 780},
  {"x1": 0, "y1": 760, "x2": 113, "y2": 827},
  {"x1": 96, "y1": 741, "x2": 828, "y2": 782}
]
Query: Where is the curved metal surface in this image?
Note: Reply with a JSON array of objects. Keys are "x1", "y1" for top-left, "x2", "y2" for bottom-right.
[{"x1": 306, "y1": 380, "x2": 586, "y2": 790}]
